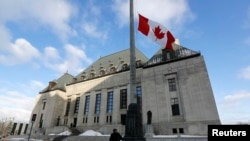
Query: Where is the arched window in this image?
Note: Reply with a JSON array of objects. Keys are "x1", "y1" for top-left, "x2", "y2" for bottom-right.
[
  {"x1": 110, "y1": 67, "x2": 116, "y2": 73},
  {"x1": 81, "y1": 75, "x2": 86, "y2": 80},
  {"x1": 100, "y1": 70, "x2": 105, "y2": 76},
  {"x1": 121, "y1": 64, "x2": 129, "y2": 71},
  {"x1": 136, "y1": 60, "x2": 142, "y2": 67},
  {"x1": 90, "y1": 73, "x2": 95, "y2": 78}
]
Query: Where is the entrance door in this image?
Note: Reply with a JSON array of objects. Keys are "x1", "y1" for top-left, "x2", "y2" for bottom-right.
[{"x1": 73, "y1": 118, "x2": 77, "y2": 127}]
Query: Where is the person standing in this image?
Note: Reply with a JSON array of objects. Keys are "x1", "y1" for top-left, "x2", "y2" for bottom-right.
[{"x1": 109, "y1": 128, "x2": 123, "y2": 141}]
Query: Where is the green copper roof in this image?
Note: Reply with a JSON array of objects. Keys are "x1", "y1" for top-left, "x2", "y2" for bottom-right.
[
  {"x1": 73, "y1": 47, "x2": 149, "y2": 83},
  {"x1": 40, "y1": 72, "x2": 74, "y2": 93}
]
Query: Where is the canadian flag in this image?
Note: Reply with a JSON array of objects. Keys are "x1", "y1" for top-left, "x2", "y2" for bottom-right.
[{"x1": 138, "y1": 14, "x2": 175, "y2": 50}]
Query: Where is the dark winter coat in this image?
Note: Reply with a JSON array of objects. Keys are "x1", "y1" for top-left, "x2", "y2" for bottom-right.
[{"x1": 109, "y1": 132, "x2": 123, "y2": 141}]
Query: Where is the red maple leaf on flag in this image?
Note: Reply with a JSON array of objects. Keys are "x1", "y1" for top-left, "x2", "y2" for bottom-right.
[{"x1": 153, "y1": 26, "x2": 165, "y2": 40}]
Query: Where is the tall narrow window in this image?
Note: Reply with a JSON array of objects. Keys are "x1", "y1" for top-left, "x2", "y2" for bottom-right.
[
  {"x1": 39, "y1": 114, "x2": 43, "y2": 128},
  {"x1": 95, "y1": 94, "x2": 101, "y2": 115},
  {"x1": 179, "y1": 128, "x2": 184, "y2": 134},
  {"x1": 120, "y1": 89, "x2": 127, "y2": 109},
  {"x1": 42, "y1": 102, "x2": 46, "y2": 110},
  {"x1": 64, "y1": 118, "x2": 68, "y2": 125},
  {"x1": 65, "y1": 99, "x2": 71, "y2": 116},
  {"x1": 136, "y1": 86, "x2": 142, "y2": 97},
  {"x1": 136, "y1": 86, "x2": 142, "y2": 107},
  {"x1": 84, "y1": 95, "x2": 90, "y2": 115},
  {"x1": 18, "y1": 123, "x2": 23, "y2": 135},
  {"x1": 107, "y1": 91, "x2": 113, "y2": 113},
  {"x1": 11, "y1": 123, "x2": 17, "y2": 134},
  {"x1": 168, "y1": 78, "x2": 177, "y2": 91},
  {"x1": 24, "y1": 124, "x2": 28, "y2": 134},
  {"x1": 173, "y1": 128, "x2": 178, "y2": 134},
  {"x1": 74, "y1": 97, "x2": 80, "y2": 113},
  {"x1": 121, "y1": 114, "x2": 126, "y2": 125},
  {"x1": 171, "y1": 98, "x2": 180, "y2": 115}
]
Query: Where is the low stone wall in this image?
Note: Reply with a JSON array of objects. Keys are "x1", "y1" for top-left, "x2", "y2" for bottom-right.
[
  {"x1": 146, "y1": 136, "x2": 207, "y2": 141},
  {"x1": 61, "y1": 135, "x2": 207, "y2": 141}
]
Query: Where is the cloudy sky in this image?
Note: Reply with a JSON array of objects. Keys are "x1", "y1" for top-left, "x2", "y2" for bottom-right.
[{"x1": 0, "y1": 0, "x2": 249, "y2": 124}]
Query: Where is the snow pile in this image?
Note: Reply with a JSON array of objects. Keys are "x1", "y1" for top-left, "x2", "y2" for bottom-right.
[
  {"x1": 79, "y1": 130, "x2": 102, "y2": 136},
  {"x1": 57, "y1": 130, "x2": 72, "y2": 135}
]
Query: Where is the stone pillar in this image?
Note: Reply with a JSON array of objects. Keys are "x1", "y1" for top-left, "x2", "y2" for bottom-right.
[{"x1": 145, "y1": 124, "x2": 154, "y2": 137}]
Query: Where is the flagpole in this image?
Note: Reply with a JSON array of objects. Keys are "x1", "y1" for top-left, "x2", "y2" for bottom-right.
[
  {"x1": 123, "y1": 0, "x2": 145, "y2": 140},
  {"x1": 129, "y1": 0, "x2": 136, "y2": 104}
]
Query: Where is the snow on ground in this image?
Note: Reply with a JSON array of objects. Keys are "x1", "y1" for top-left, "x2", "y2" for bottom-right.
[
  {"x1": 79, "y1": 130, "x2": 108, "y2": 136},
  {"x1": 153, "y1": 135, "x2": 207, "y2": 138},
  {"x1": 57, "y1": 130, "x2": 72, "y2": 135}
]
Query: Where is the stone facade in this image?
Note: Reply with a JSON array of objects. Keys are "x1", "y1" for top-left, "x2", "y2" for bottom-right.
[{"x1": 28, "y1": 45, "x2": 220, "y2": 136}]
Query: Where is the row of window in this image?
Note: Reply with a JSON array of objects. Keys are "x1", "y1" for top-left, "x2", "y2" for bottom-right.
[
  {"x1": 83, "y1": 115, "x2": 112, "y2": 124},
  {"x1": 64, "y1": 81, "x2": 179, "y2": 117},
  {"x1": 42, "y1": 78, "x2": 179, "y2": 121},
  {"x1": 64, "y1": 87, "x2": 140, "y2": 117},
  {"x1": 42, "y1": 78, "x2": 175, "y2": 112},
  {"x1": 62, "y1": 114, "x2": 124, "y2": 127},
  {"x1": 41, "y1": 78, "x2": 181, "y2": 128},
  {"x1": 82, "y1": 114, "x2": 125, "y2": 125},
  {"x1": 58, "y1": 115, "x2": 184, "y2": 135},
  {"x1": 173, "y1": 128, "x2": 184, "y2": 134}
]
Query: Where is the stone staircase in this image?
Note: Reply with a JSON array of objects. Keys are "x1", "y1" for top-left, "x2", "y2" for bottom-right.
[{"x1": 70, "y1": 127, "x2": 81, "y2": 135}]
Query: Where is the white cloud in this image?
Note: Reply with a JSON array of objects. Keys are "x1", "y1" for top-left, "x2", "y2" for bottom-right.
[
  {"x1": 65, "y1": 44, "x2": 92, "y2": 64},
  {"x1": 79, "y1": 2, "x2": 109, "y2": 41},
  {"x1": 0, "y1": 25, "x2": 11, "y2": 50},
  {"x1": 0, "y1": 80, "x2": 45, "y2": 123},
  {"x1": 44, "y1": 46, "x2": 61, "y2": 63},
  {"x1": 82, "y1": 22, "x2": 108, "y2": 40},
  {"x1": 0, "y1": 91, "x2": 35, "y2": 123},
  {"x1": 112, "y1": 0, "x2": 130, "y2": 27},
  {"x1": 21, "y1": 80, "x2": 46, "y2": 96},
  {"x1": 43, "y1": 44, "x2": 93, "y2": 75},
  {"x1": 0, "y1": 38, "x2": 40, "y2": 65},
  {"x1": 112, "y1": 0, "x2": 194, "y2": 28},
  {"x1": 238, "y1": 66, "x2": 250, "y2": 80},
  {"x1": 224, "y1": 90, "x2": 250, "y2": 102},
  {"x1": 218, "y1": 90, "x2": 250, "y2": 124},
  {"x1": 0, "y1": 0, "x2": 78, "y2": 66},
  {"x1": 0, "y1": 0, "x2": 76, "y2": 41}
]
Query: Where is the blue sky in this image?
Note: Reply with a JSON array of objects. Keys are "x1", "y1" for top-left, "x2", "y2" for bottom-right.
[{"x1": 0, "y1": 0, "x2": 249, "y2": 124}]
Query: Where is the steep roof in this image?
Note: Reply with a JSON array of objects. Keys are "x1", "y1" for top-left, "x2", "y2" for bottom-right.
[
  {"x1": 144, "y1": 43, "x2": 200, "y2": 67},
  {"x1": 72, "y1": 47, "x2": 149, "y2": 83},
  {"x1": 40, "y1": 72, "x2": 74, "y2": 93},
  {"x1": 39, "y1": 43, "x2": 201, "y2": 92}
]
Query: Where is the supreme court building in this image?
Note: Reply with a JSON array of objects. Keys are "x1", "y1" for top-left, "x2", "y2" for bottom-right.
[{"x1": 29, "y1": 43, "x2": 221, "y2": 136}]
